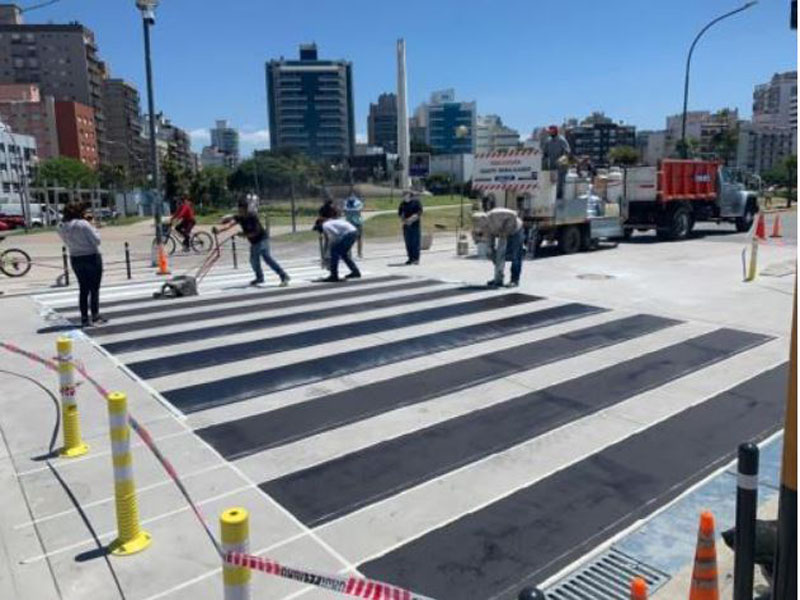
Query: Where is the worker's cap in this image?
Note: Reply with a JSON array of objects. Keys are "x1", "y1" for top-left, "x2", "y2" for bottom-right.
[{"x1": 548, "y1": 125, "x2": 559, "y2": 135}]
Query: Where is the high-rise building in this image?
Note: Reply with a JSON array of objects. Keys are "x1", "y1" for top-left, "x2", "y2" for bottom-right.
[
  {"x1": 475, "y1": 115, "x2": 520, "y2": 153},
  {"x1": 200, "y1": 145, "x2": 228, "y2": 168},
  {"x1": 266, "y1": 43, "x2": 355, "y2": 158},
  {"x1": 736, "y1": 121, "x2": 796, "y2": 174},
  {"x1": 103, "y1": 78, "x2": 145, "y2": 182},
  {"x1": 54, "y1": 100, "x2": 98, "y2": 168},
  {"x1": 753, "y1": 71, "x2": 797, "y2": 129},
  {"x1": 142, "y1": 113, "x2": 193, "y2": 173},
  {"x1": 636, "y1": 129, "x2": 667, "y2": 165},
  {"x1": 698, "y1": 108, "x2": 739, "y2": 162},
  {"x1": 0, "y1": 126, "x2": 36, "y2": 205},
  {"x1": 0, "y1": 83, "x2": 58, "y2": 160},
  {"x1": 210, "y1": 119, "x2": 239, "y2": 166},
  {"x1": 0, "y1": 10, "x2": 109, "y2": 164},
  {"x1": 565, "y1": 112, "x2": 636, "y2": 166},
  {"x1": 367, "y1": 93, "x2": 397, "y2": 153},
  {"x1": 415, "y1": 89, "x2": 476, "y2": 154}
]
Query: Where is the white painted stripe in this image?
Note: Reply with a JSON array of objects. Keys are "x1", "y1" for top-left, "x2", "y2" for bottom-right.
[
  {"x1": 111, "y1": 439, "x2": 130, "y2": 456},
  {"x1": 234, "y1": 321, "x2": 711, "y2": 483},
  {"x1": 108, "y1": 413, "x2": 127, "y2": 429},
  {"x1": 150, "y1": 294, "x2": 554, "y2": 392},
  {"x1": 94, "y1": 281, "x2": 448, "y2": 347},
  {"x1": 738, "y1": 473, "x2": 759, "y2": 490},
  {"x1": 313, "y1": 338, "x2": 787, "y2": 567},
  {"x1": 113, "y1": 464, "x2": 134, "y2": 482},
  {"x1": 187, "y1": 308, "x2": 628, "y2": 430}
]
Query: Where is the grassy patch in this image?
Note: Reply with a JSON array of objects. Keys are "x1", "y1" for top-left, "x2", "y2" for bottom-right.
[{"x1": 362, "y1": 205, "x2": 471, "y2": 239}]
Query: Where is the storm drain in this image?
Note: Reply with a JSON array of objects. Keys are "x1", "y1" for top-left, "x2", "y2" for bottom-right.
[{"x1": 543, "y1": 548, "x2": 670, "y2": 599}]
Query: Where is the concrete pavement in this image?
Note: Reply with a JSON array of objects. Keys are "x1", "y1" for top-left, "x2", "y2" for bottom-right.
[{"x1": 0, "y1": 214, "x2": 794, "y2": 599}]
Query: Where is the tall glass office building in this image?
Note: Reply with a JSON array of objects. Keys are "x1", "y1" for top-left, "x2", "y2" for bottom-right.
[{"x1": 266, "y1": 44, "x2": 355, "y2": 159}]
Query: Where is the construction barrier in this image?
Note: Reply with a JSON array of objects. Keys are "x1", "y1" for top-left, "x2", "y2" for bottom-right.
[
  {"x1": 689, "y1": 511, "x2": 719, "y2": 600},
  {"x1": 221, "y1": 507, "x2": 251, "y2": 600},
  {"x1": 56, "y1": 337, "x2": 88, "y2": 457},
  {"x1": 630, "y1": 576, "x2": 647, "y2": 599},
  {"x1": 107, "y1": 391, "x2": 151, "y2": 556},
  {"x1": 224, "y1": 551, "x2": 436, "y2": 600},
  {"x1": 732, "y1": 442, "x2": 758, "y2": 600},
  {"x1": 1, "y1": 341, "x2": 438, "y2": 599}
]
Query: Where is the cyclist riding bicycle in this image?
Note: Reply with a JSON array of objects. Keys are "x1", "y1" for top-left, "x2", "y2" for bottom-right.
[{"x1": 170, "y1": 195, "x2": 196, "y2": 250}]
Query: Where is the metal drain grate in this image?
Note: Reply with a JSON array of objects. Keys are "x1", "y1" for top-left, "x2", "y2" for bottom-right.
[{"x1": 543, "y1": 548, "x2": 671, "y2": 599}]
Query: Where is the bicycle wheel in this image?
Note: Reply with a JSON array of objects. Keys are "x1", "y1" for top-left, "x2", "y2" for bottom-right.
[
  {"x1": 153, "y1": 235, "x2": 177, "y2": 255},
  {"x1": 191, "y1": 231, "x2": 214, "y2": 254},
  {"x1": 0, "y1": 248, "x2": 32, "y2": 277}
]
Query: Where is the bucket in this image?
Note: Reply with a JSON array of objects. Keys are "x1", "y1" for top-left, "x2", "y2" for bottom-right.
[{"x1": 421, "y1": 232, "x2": 433, "y2": 250}]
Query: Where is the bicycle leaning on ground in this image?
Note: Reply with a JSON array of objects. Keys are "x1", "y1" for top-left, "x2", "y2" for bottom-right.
[
  {"x1": 151, "y1": 223, "x2": 214, "y2": 255},
  {"x1": 0, "y1": 236, "x2": 32, "y2": 278}
]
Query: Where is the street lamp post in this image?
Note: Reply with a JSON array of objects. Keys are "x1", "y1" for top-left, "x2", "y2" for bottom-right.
[
  {"x1": 135, "y1": 0, "x2": 163, "y2": 257},
  {"x1": 680, "y1": 2, "x2": 757, "y2": 158}
]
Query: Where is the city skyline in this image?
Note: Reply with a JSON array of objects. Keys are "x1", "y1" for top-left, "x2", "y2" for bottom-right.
[{"x1": 10, "y1": 0, "x2": 798, "y2": 157}]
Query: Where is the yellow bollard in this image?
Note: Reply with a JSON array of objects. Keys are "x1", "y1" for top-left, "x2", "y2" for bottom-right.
[
  {"x1": 745, "y1": 237, "x2": 759, "y2": 282},
  {"x1": 106, "y1": 391, "x2": 151, "y2": 556},
  {"x1": 56, "y1": 337, "x2": 88, "y2": 458},
  {"x1": 221, "y1": 507, "x2": 251, "y2": 600}
]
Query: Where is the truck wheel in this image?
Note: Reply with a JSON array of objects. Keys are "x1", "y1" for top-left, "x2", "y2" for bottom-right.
[
  {"x1": 558, "y1": 225, "x2": 582, "y2": 254},
  {"x1": 735, "y1": 205, "x2": 756, "y2": 233},
  {"x1": 660, "y1": 206, "x2": 692, "y2": 241}
]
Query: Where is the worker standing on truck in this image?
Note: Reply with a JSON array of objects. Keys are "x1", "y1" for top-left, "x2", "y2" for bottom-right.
[
  {"x1": 542, "y1": 125, "x2": 571, "y2": 199},
  {"x1": 472, "y1": 207, "x2": 525, "y2": 288}
]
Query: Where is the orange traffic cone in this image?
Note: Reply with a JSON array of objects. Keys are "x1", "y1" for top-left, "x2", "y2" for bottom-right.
[
  {"x1": 754, "y1": 213, "x2": 767, "y2": 241},
  {"x1": 157, "y1": 245, "x2": 170, "y2": 275},
  {"x1": 689, "y1": 511, "x2": 719, "y2": 600},
  {"x1": 770, "y1": 213, "x2": 783, "y2": 238},
  {"x1": 630, "y1": 577, "x2": 647, "y2": 599}
]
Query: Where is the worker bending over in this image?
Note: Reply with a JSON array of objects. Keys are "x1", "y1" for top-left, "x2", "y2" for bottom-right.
[
  {"x1": 473, "y1": 207, "x2": 525, "y2": 288},
  {"x1": 317, "y1": 212, "x2": 362, "y2": 282}
]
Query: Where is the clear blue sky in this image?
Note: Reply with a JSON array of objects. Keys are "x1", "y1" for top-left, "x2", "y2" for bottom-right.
[{"x1": 24, "y1": 0, "x2": 797, "y2": 156}]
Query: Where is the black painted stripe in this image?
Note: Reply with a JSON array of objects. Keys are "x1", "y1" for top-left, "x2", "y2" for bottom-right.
[
  {"x1": 164, "y1": 302, "x2": 603, "y2": 414},
  {"x1": 100, "y1": 284, "x2": 483, "y2": 354},
  {"x1": 200, "y1": 314, "x2": 676, "y2": 460},
  {"x1": 261, "y1": 328, "x2": 770, "y2": 528},
  {"x1": 360, "y1": 363, "x2": 787, "y2": 600},
  {"x1": 129, "y1": 293, "x2": 544, "y2": 379},
  {"x1": 89, "y1": 279, "x2": 439, "y2": 337},
  {"x1": 53, "y1": 274, "x2": 408, "y2": 313},
  {"x1": 72, "y1": 275, "x2": 410, "y2": 319}
]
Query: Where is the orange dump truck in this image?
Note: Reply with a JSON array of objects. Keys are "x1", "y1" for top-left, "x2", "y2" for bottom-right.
[{"x1": 622, "y1": 159, "x2": 759, "y2": 240}]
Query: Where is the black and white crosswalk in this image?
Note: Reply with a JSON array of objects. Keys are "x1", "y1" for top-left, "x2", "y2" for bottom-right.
[{"x1": 35, "y1": 274, "x2": 788, "y2": 599}]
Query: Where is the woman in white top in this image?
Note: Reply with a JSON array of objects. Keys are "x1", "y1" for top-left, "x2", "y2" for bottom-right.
[{"x1": 57, "y1": 202, "x2": 105, "y2": 327}]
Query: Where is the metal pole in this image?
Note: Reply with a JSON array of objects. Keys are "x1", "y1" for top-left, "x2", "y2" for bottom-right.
[
  {"x1": 680, "y1": 2, "x2": 758, "y2": 158},
  {"x1": 61, "y1": 246, "x2": 69, "y2": 286},
  {"x1": 142, "y1": 14, "x2": 162, "y2": 249},
  {"x1": 733, "y1": 442, "x2": 759, "y2": 600},
  {"x1": 396, "y1": 39, "x2": 410, "y2": 192},
  {"x1": 772, "y1": 281, "x2": 797, "y2": 599},
  {"x1": 231, "y1": 236, "x2": 238, "y2": 269},
  {"x1": 124, "y1": 242, "x2": 132, "y2": 280},
  {"x1": 290, "y1": 176, "x2": 297, "y2": 234}
]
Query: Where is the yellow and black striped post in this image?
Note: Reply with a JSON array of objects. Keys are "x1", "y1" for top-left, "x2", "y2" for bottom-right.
[
  {"x1": 107, "y1": 391, "x2": 151, "y2": 556},
  {"x1": 772, "y1": 282, "x2": 796, "y2": 598},
  {"x1": 221, "y1": 507, "x2": 251, "y2": 600},
  {"x1": 56, "y1": 337, "x2": 88, "y2": 458}
]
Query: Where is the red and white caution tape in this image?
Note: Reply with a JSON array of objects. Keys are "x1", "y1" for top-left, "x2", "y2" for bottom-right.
[
  {"x1": 0, "y1": 340, "x2": 223, "y2": 557},
  {"x1": 2, "y1": 341, "x2": 437, "y2": 600},
  {"x1": 225, "y1": 552, "x2": 435, "y2": 600}
]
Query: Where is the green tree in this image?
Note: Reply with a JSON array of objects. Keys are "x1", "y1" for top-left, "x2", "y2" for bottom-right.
[
  {"x1": 98, "y1": 164, "x2": 128, "y2": 190},
  {"x1": 35, "y1": 156, "x2": 98, "y2": 188},
  {"x1": 607, "y1": 145, "x2": 639, "y2": 166},
  {"x1": 162, "y1": 158, "x2": 192, "y2": 208}
]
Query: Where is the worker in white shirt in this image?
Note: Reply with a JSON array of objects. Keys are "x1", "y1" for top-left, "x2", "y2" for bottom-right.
[
  {"x1": 472, "y1": 207, "x2": 525, "y2": 288},
  {"x1": 318, "y1": 212, "x2": 362, "y2": 282}
]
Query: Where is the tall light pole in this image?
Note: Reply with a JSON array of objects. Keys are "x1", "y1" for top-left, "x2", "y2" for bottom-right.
[
  {"x1": 135, "y1": 0, "x2": 163, "y2": 258},
  {"x1": 679, "y1": 1, "x2": 757, "y2": 158},
  {"x1": 396, "y1": 39, "x2": 410, "y2": 192}
]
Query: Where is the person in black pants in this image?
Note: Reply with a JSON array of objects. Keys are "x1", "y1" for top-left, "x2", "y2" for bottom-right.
[
  {"x1": 57, "y1": 202, "x2": 105, "y2": 328},
  {"x1": 398, "y1": 191, "x2": 423, "y2": 264}
]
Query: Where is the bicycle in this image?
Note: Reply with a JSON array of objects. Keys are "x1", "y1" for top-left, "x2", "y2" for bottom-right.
[
  {"x1": 152, "y1": 223, "x2": 214, "y2": 255},
  {"x1": 0, "y1": 236, "x2": 32, "y2": 277}
]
